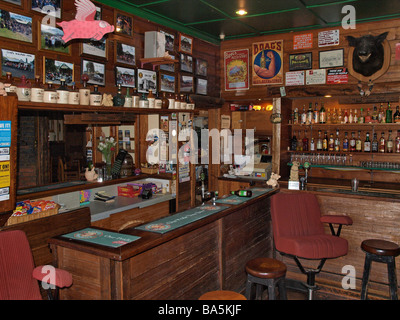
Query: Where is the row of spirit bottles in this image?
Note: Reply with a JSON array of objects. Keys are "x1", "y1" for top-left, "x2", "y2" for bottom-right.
[
  {"x1": 292, "y1": 102, "x2": 400, "y2": 125},
  {"x1": 290, "y1": 129, "x2": 400, "y2": 153}
]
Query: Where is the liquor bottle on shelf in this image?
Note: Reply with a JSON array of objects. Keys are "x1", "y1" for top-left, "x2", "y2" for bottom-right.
[
  {"x1": 16, "y1": 76, "x2": 32, "y2": 102},
  {"x1": 364, "y1": 132, "x2": 371, "y2": 152},
  {"x1": 371, "y1": 133, "x2": 379, "y2": 152},
  {"x1": 349, "y1": 109, "x2": 354, "y2": 124},
  {"x1": 187, "y1": 94, "x2": 195, "y2": 110},
  {"x1": 302, "y1": 130, "x2": 309, "y2": 151},
  {"x1": 293, "y1": 108, "x2": 299, "y2": 124},
  {"x1": 174, "y1": 93, "x2": 181, "y2": 109},
  {"x1": 89, "y1": 85, "x2": 102, "y2": 106},
  {"x1": 123, "y1": 88, "x2": 133, "y2": 108},
  {"x1": 395, "y1": 130, "x2": 400, "y2": 153},
  {"x1": 379, "y1": 132, "x2": 386, "y2": 153},
  {"x1": 162, "y1": 92, "x2": 170, "y2": 110},
  {"x1": 56, "y1": 79, "x2": 69, "y2": 104},
  {"x1": 334, "y1": 129, "x2": 340, "y2": 152},
  {"x1": 43, "y1": 82, "x2": 57, "y2": 103},
  {"x1": 343, "y1": 132, "x2": 349, "y2": 152},
  {"x1": 147, "y1": 89, "x2": 155, "y2": 108},
  {"x1": 154, "y1": 92, "x2": 162, "y2": 109},
  {"x1": 139, "y1": 93, "x2": 148, "y2": 108},
  {"x1": 316, "y1": 130, "x2": 323, "y2": 151},
  {"x1": 338, "y1": 108, "x2": 343, "y2": 123},
  {"x1": 358, "y1": 108, "x2": 365, "y2": 123},
  {"x1": 323, "y1": 131, "x2": 328, "y2": 151},
  {"x1": 356, "y1": 131, "x2": 362, "y2": 152},
  {"x1": 326, "y1": 108, "x2": 332, "y2": 124},
  {"x1": 319, "y1": 103, "x2": 326, "y2": 124},
  {"x1": 297, "y1": 130, "x2": 303, "y2": 151},
  {"x1": 349, "y1": 132, "x2": 356, "y2": 152},
  {"x1": 79, "y1": 74, "x2": 90, "y2": 105},
  {"x1": 394, "y1": 106, "x2": 400, "y2": 123},
  {"x1": 132, "y1": 88, "x2": 140, "y2": 108},
  {"x1": 180, "y1": 94, "x2": 187, "y2": 109},
  {"x1": 328, "y1": 133, "x2": 334, "y2": 151},
  {"x1": 168, "y1": 93, "x2": 175, "y2": 109},
  {"x1": 4, "y1": 72, "x2": 17, "y2": 93},
  {"x1": 68, "y1": 82, "x2": 79, "y2": 105},
  {"x1": 331, "y1": 108, "x2": 337, "y2": 124},
  {"x1": 313, "y1": 104, "x2": 319, "y2": 124},
  {"x1": 113, "y1": 83, "x2": 125, "y2": 107},
  {"x1": 231, "y1": 190, "x2": 252, "y2": 197},
  {"x1": 343, "y1": 109, "x2": 349, "y2": 123},
  {"x1": 301, "y1": 105, "x2": 307, "y2": 124},
  {"x1": 353, "y1": 109, "x2": 358, "y2": 123},
  {"x1": 307, "y1": 103, "x2": 313, "y2": 125},
  {"x1": 386, "y1": 102, "x2": 393, "y2": 123},
  {"x1": 310, "y1": 137, "x2": 315, "y2": 151},
  {"x1": 387, "y1": 130, "x2": 393, "y2": 153},
  {"x1": 365, "y1": 108, "x2": 372, "y2": 123},
  {"x1": 378, "y1": 103, "x2": 385, "y2": 123},
  {"x1": 371, "y1": 106, "x2": 378, "y2": 123},
  {"x1": 290, "y1": 133, "x2": 297, "y2": 151},
  {"x1": 31, "y1": 75, "x2": 44, "y2": 103}
]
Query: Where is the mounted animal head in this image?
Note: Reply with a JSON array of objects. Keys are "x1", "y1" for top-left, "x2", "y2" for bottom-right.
[{"x1": 346, "y1": 32, "x2": 388, "y2": 77}]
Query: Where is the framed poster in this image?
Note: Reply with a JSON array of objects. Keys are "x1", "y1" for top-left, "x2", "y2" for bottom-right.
[
  {"x1": 159, "y1": 73, "x2": 175, "y2": 93},
  {"x1": 160, "y1": 54, "x2": 175, "y2": 72},
  {"x1": 115, "y1": 42, "x2": 135, "y2": 66},
  {"x1": 82, "y1": 59, "x2": 105, "y2": 86},
  {"x1": 289, "y1": 52, "x2": 312, "y2": 71},
  {"x1": 159, "y1": 29, "x2": 175, "y2": 52},
  {"x1": 1, "y1": 49, "x2": 35, "y2": 78},
  {"x1": 196, "y1": 78, "x2": 207, "y2": 95},
  {"x1": 252, "y1": 40, "x2": 283, "y2": 85},
  {"x1": 180, "y1": 53, "x2": 193, "y2": 73},
  {"x1": 43, "y1": 57, "x2": 74, "y2": 85},
  {"x1": 81, "y1": 38, "x2": 107, "y2": 59},
  {"x1": 319, "y1": 49, "x2": 344, "y2": 68},
  {"x1": 195, "y1": 58, "x2": 208, "y2": 77},
  {"x1": 179, "y1": 33, "x2": 193, "y2": 54},
  {"x1": 224, "y1": 49, "x2": 249, "y2": 91},
  {"x1": 115, "y1": 66, "x2": 135, "y2": 88},
  {"x1": 137, "y1": 68, "x2": 157, "y2": 93},
  {"x1": 114, "y1": 11, "x2": 133, "y2": 37},
  {"x1": 179, "y1": 75, "x2": 193, "y2": 93},
  {"x1": 0, "y1": 11, "x2": 32, "y2": 43}
]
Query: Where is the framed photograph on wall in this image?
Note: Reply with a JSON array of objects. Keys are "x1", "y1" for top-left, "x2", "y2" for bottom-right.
[
  {"x1": 137, "y1": 68, "x2": 157, "y2": 94},
  {"x1": 179, "y1": 33, "x2": 193, "y2": 54},
  {"x1": 159, "y1": 29, "x2": 175, "y2": 52},
  {"x1": 82, "y1": 59, "x2": 105, "y2": 86},
  {"x1": 180, "y1": 53, "x2": 193, "y2": 73},
  {"x1": 115, "y1": 42, "x2": 135, "y2": 66},
  {"x1": 31, "y1": 0, "x2": 62, "y2": 19},
  {"x1": 180, "y1": 74, "x2": 194, "y2": 93},
  {"x1": 319, "y1": 49, "x2": 344, "y2": 69},
  {"x1": 159, "y1": 73, "x2": 175, "y2": 93},
  {"x1": 196, "y1": 78, "x2": 207, "y2": 95},
  {"x1": 1, "y1": 49, "x2": 35, "y2": 78},
  {"x1": 114, "y1": 11, "x2": 133, "y2": 37},
  {"x1": 195, "y1": 58, "x2": 208, "y2": 77},
  {"x1": 115, "y1": 66, "x2": 135, "y2": 88},
  {"x1": 160, "y1": 54, "x2": 175, "y2": 72},
  {"x1": 43, "y1": 57, "x2": 74, "y2": 85},
  {"x1": 289, "y1": 52, "x2": 312, "y2": 71},
  {"x1": 81, "y1": 37, "x2": 107, "y2": 59},
  {"x1": 39, "y1": 23, "x2": 70, "y2": 54},
  {"x1": 0, "y1": 11, "x2": 32, "y2": 43}
]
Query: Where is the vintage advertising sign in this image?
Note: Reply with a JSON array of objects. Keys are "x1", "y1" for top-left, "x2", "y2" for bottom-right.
[
  {"x1": 327, "y1": 68, "x2": 349, "y2": 84},
  {"x1": 318, "y1": 29, "x2": 340, "y2": 47},
  {"x1": 224, "y1": 49, "x2": 249, "y2": 91},
  {"x1": 252, "y1": 40, "x2": 283, "y2": 85},
  {"x1": 0, "y1": 161, "x2": 10, "y2": 189},
  {"x1": 293, "y1": 33, "x2": 313, "y2": 50},
  {"x1": 306, "y1": 69, "x2": 326, "y2": 85},
  {"x1": 286, "y1": 71, "x2": 305, "y2": 86}
]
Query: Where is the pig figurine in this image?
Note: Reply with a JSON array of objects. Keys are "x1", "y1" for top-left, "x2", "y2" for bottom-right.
[{"x1": 58, "y1": 0, "x2": 114, "y2": 43}]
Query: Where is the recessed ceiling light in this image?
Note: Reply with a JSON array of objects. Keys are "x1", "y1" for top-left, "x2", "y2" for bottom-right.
[{"x1": 236, "y1": 9, "x2": 247, "y2": 16}]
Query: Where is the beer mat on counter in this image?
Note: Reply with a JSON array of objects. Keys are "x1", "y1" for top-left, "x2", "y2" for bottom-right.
[
  {"x1": 61, "y1": 228, "x2": 141, "y2": 248},
  {"x1": 135, "y1": 205, "x2": 228, "y2": 234},
  {"x1": 215, "y1": 187, "x2": 273, "y2": 205}
]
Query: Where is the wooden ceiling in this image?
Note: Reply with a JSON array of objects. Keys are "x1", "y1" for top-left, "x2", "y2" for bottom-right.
[{"x1": 98, "y1": 0, "x2": 400, "y2": 44}]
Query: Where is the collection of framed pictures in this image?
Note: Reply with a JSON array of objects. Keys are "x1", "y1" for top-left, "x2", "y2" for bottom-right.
[{"x1": 0, "y1": 1, "x2": 209, "y2": 96}]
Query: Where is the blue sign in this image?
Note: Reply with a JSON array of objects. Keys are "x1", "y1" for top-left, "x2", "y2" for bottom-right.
[{"x1": 0, "y1": 121, "x2": 12, "y2": 148}]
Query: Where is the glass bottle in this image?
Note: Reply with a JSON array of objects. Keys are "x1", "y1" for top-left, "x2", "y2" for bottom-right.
[
  {"x1": 334, "y1": 129, "x2": 340, "y2": 152},
  {"x1": 338, "y1": 108, "x2": 343, "y2": 123},
  {"x1": 113, "y1": 83, "x2": 125, "y2": 107},
  {"x1": 31, "y1": 75, "x2": 44, "y2": 103},
  {"x1": 290, "y1": 133, "x2": 297, "y2": 151},
  {"x1": 302, "y1": 130, "x2": 308, "y2": 151},
  {"x1": 147, "y1": 89, "x2": 155, "y2": 108},
  {"x1": 319, "y1": 103, "x2": 326, "y2": 124},
  {"x1": 174, "y1": 93, "x2": 181, "y2": 109},
  {"x1": 68, "y1": 82, "x2": 80, "y2": 105},
  {"x1": 180, "y1": 94, "x2": 187, "y2": 109},
  {"x1": 293, "y1": 108, "x2": 299, "y2": 124},
  {"x1": 161, "y1": 92, "x2": 169, "y2": 110},
  {"x1": 316, "y1": 130, "x2": 323, "y2": 151},
  {"x1": 307, "y1": 103, "x2": 313, "y2": 125},
  {"x1": 358, "y1": 108, "x2": 364, "y2": 123},
  {"x1": 123, "y1": 88, "x2": 132, "y2": 108},
  {"x1": 371, "y1": 106, "x2": 378, "y2": 123},
  {"x1": 168, "y1": 93, "x2": 175, "y2": 109},
  {"x1": 387, "y1": 130, "x2": 393, "y2": 153},
  {"x1": 353, "y1": 109, "x2": 358, "y2": 123},
  {"x1": 132, "y1": 88, "x2": 139, "y2": 108},
  {"x1": 43, "y1": 82, "x2": 57, "y2": 103},
  {"x1": 364, "y1": 132, "x2": 371, "y2": 152},
  {"x1": 386, "y1": 102, "x2": 393, "y2": 123},
  {"x1": 16, "y1": 75, "x2": 31, "y2": 102},
  {"x1": 328, "y1": 133, "x2": 334, "y2": 151},
  {"x1": 139, "y1": 93, "x2": 148, "y2": 108},
  {"x1": 4, "y1": 72, "x2": 17, "y2": 93},
  {"x1": 395, "y1": 130, "x2": 400, "y2": 153},
  {"x1": 355, "y1": 131, "x2": 362, "y2": 152},
  {"x1": 331, "y1": 108, "x2": 337, "y2": 124},
  {"x1": 349, "y1": 132, "x2": 356, "y2": 152},
  {"x1": 343, "y1": 132, "x2": 349, "y2": 152},
  {"x1": 301, "y1": 105, "x2": 307, "y2": 124},
  {"x1": 322, "y1": 131, "x2": 328, "y2": 151},
  {"x1": 56, "y1": 78, "x2": 69, "y2": 104},
  {"x1": 79, "y1": 75, "x2": 90, "y2": 105},
  {"x1": 379, "y1": 132, "x2": 385, "y2": 153},
  {"x1": 154, "y1": 91, "x2": 162, "y2": 109},
  {"x1": 365, "y1": 108, "x2": 372, "y2": 123},
  {"x1": 310, "y1": 137, "x2": 315, "y2": 151},
  {"x1": 348, "y1": 109, "x2": 353, "y2": 124},
  {"x1": 343, "y1": 109, "x2": 349, "y2": 123},
  {"x1": 186, "y1": 94, "x2": 195, "y2": 110},
  {"x1": 378, "y1": 103, "x2": 385, "y2": 123},
  {"x1": 89, "y1": 85, "x2": 101, "y2": 106},
  {"x1": 394, "y1": 106, "x2": 400, "y2": 123},
  {"x1": 326, "y1": 108, "x2": 332, "y2": 124},
  {"x1": 371, "y1": 133, "x2": 379, "y2": 152},
  {"x1": 297, "y1": 130, "x2": 303, "y2": 151},
  {"x1": 231, "y1": 190, "x2": 252, "y2": 197},
  {"x1": 313, "y1": 103, "x2": 319, "y2": 124}
]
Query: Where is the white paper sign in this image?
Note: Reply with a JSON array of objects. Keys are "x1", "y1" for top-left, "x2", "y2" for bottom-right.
[
  {"x1": 306, "y1": 69, "x2": 326, "y2": 85},
  {"x1": 285, "y1": 71, "x2": 305, "y2": 86},
  {"x1": 318, "y1": 30, "x2": 339, "y2": 47}
]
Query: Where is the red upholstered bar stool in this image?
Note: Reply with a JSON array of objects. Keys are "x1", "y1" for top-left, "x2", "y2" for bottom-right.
[
  {"x1": 199, "y1": 290, "x2": 247, "y2": 300},
  {"x1": 245, "y1": 257, "x2": 287, "y2": 300},
  {"x1": 361, "y1": 239, "x2": 400, "y2": 300}
]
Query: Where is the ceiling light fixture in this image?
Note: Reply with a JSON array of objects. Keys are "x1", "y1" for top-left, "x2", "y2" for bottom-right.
[{"x1": 236, "y1": 9, "x2": 247, "y2": 16}]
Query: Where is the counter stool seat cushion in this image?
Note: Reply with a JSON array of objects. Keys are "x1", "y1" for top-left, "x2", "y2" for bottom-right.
[
  {"x1": 246, "y1": 258, "x2": 286, "y2": 279},
  {"x1": 361, "y1": 239, "x2": 400, "y2": 257},
  {"x1": 199, "y1": 290, "x2": 246, "y2": 300}
]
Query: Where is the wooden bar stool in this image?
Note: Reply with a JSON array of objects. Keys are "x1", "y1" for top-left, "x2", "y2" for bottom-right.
[
  {"x1": 361, "y1": 239, "x2": 400, "y2": 300},
  {"x1": 245, "y1": 257, "x2": 287, "y2": 300},
  {"x1": 199, "y1": 290, "x2": 246, "y2": 300}
]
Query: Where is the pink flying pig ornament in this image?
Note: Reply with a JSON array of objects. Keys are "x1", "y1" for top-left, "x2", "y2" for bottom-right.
[{"x1": 58, "y1": 0, "x2": 114, "y2": 43}]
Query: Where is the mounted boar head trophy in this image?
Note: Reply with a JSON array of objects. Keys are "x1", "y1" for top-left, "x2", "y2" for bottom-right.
[{"x1": 346, "y1": 32, "x2": 388, "y2": 77}]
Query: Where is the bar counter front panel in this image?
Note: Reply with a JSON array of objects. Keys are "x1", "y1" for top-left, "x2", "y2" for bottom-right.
[{"x1": 49, "y1": 188, "x2": 276, "y2": 300}]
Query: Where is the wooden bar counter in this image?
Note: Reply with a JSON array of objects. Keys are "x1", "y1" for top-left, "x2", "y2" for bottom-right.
[{"x1": 49, "y1": 188, "x2": 277, "y2": 300}]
